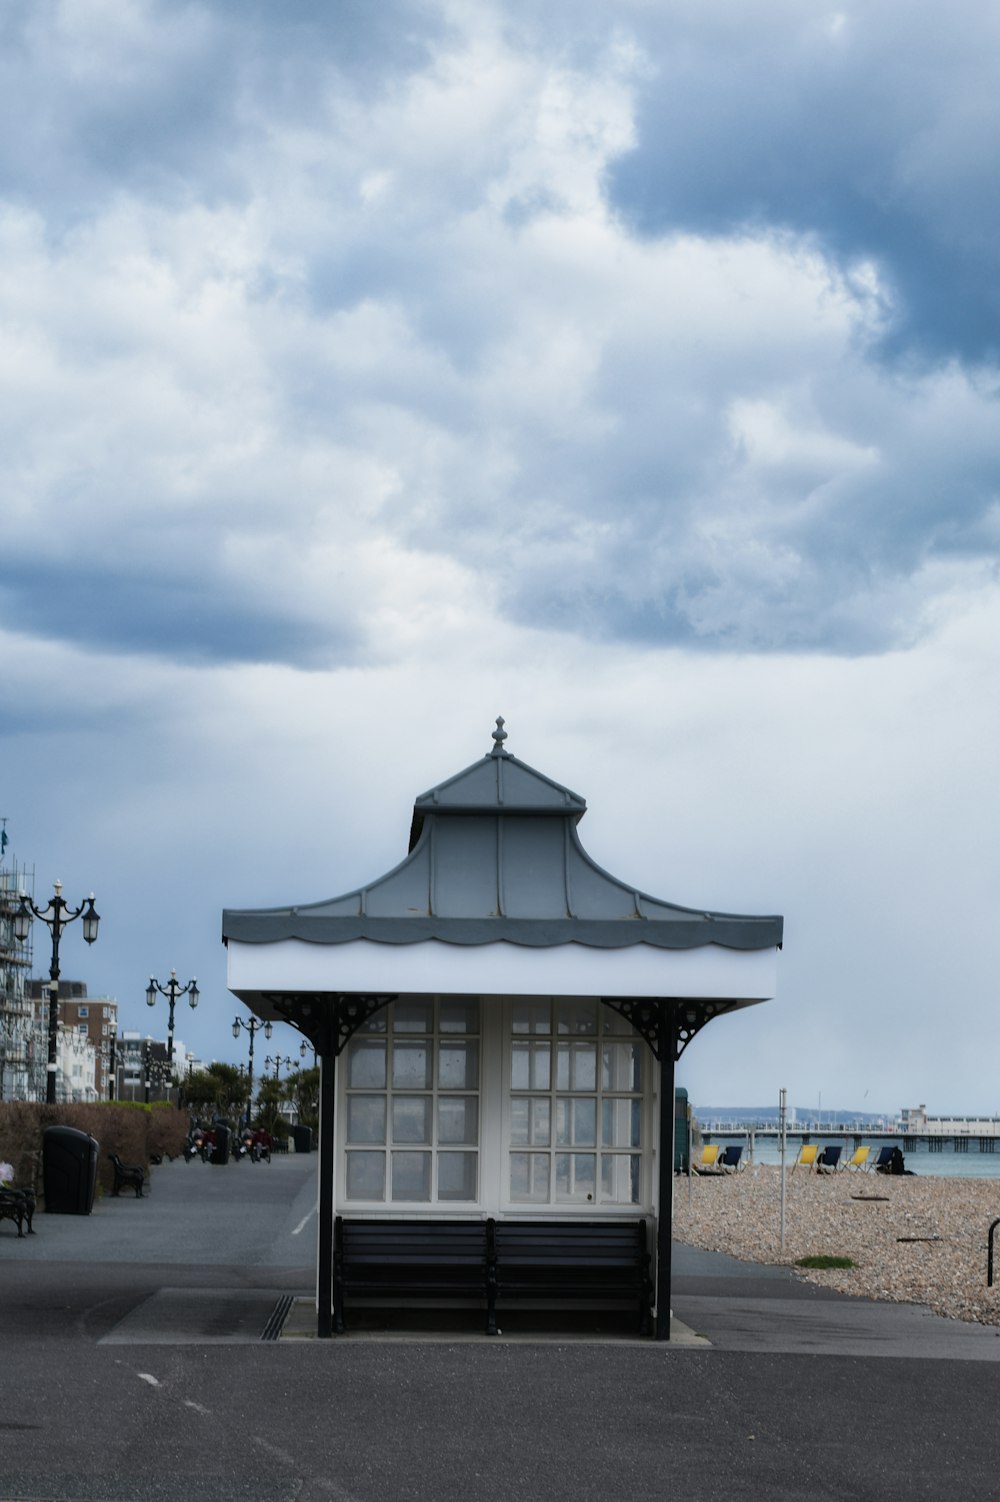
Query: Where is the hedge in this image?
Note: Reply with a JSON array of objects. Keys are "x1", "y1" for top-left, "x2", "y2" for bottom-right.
[{"x1": 0, "y1": 1100, "x2": 189, "y2": 1199}]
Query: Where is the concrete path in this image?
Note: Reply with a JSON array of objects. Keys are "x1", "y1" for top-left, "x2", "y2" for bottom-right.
[{"x1": 4, "y1": 1156, "x2": 1000, "y2": 1500}]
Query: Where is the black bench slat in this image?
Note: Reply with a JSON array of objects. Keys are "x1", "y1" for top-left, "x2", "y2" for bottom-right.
[
  {"x1": 333, "y1": 1215, "x2": 653, "y2": 1337},
  {"x1": 493, "y1": 1219, "x2": 652, "y2": 1334}
]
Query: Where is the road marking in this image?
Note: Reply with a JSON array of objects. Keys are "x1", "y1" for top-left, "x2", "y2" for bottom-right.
[
  {"x1": 184, "y1": 1400, "x2": 211, "y2": 1415},
  {"x1": 137, "y1": 1372, "x2": 160, "y2": 1386},
  {"x1": 292, "y1": 1204, "x2": 317, "y2": 1236}
]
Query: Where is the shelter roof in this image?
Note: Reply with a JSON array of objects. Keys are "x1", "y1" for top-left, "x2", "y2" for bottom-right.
[{"x1": 222, "y1": 720, "x2": 783, "y2": 953}]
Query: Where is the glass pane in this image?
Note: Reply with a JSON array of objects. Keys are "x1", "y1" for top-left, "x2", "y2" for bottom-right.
[
  {"x1": 438, "y1": 1151, "x2": 477, "y2": 1201},
  {"x1": 392, "y1": 1095, "x2": 431, "y2": 1144},
  {"x1": 511, "y1": 1040, "x2": 550, "y2": 1091},
  {"x1": 555, "y1": 1153, "x2": 596, "y2": 1201},
  {"x1": 346, "y1": 1151, "x2": 385, "y2": 1200},
  {"x1": 348, "y1": 1039, "x2": 386, "y2": 1089},
  {"x1": 438, "y1": 1095, "x2": 478, "y2": 1145},
  {"x1": 439, "y1": 998, "x2": 480, "y2": 1034},
  {"x1": 391, "y1": 1151, "x2": 431, "y2": 1201},
  {"x1": 602, "y1": 1097, "x2": 641, "y2": 1148},
  {"x1": 347, "y1": 1095, "x2": 386, "y2": 1145},
  {"x1": 393, "y1": 1000, "x2": 433, "y2": 1033},
  {"x1": 556, "y1": 1001, "x2": 597, "y2": 1035},
  {"x1": 392, "y1": 1041, "x2": 432, "y2": 1089},
  {"x1": 601, "y1": 1154, "x2": 642, "y2": 1204},
  {"x1": 556, "y1": 1097, "x2": 596, "y2": 1147},
  {"x1": 512, "y1": 1001, "x2": 551, "y2": 1034},
  {"x1": 556, "y1": 1041, "x2": 597, "y2": 1092},
  {"x1": 439, "y1": 1041, "x2": 478, "y2": 1090},
  {"x1": 600, "y1": 1007, "x2": 634, "y2": 1035},
  {"x1": 510, "y1": 1152, "x2": 550, "y2": 1202},
  {"x1": 510, "y1": 1096, "x2": 550, "y2": 1147},
  {"x1": 602, "y1": 1043, "x2": 641, "y2": 1092},
  {"x1": 357, "y1": 1011, "x2": 388, "y2": 1033}
]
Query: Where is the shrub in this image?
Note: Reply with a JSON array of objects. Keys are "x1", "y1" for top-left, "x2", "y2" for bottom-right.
[
  {"x1": 0, "y1": 1100, "x2": 188, "y2": 1198},
  {"x1": 795, "y1": 1254, "x2": 855, "y2": 1270}
]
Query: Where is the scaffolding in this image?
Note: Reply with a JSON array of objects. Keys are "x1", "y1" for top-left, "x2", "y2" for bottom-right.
[{"x1": 0, "y1": 843, "x2": 43, "y2": 1102}]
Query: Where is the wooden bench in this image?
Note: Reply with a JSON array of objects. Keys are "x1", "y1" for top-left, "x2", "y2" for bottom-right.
[
  {"x1": 108, "y1": 1153, "x2": 145, "y2": 1198},
  {"x1": 334, "y1": 1217, "x2": 496, "y2": 1334},
  {"x1": 491, "y1": 1219, "x2": 653, "y2": 1335},
  {"x1": 0, "y1": 1186, "x2": 36, "y2": 1237},
  {"x1": 332, "y1": 1216, "x2": 653, "y2": 1336}
]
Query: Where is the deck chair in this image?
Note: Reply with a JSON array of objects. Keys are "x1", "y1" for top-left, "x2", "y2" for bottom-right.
[
  {"x1": 794, "y1": 1144, "x2": 819, "y2": 1170},
  {"x1": 693, "y1": 1144, "x2": 721, "y2": 1173},
  {"x1": 719, "y1": 1145, "x2": 744, "y2": 1173},
  {"x1": 816, "y1": 1145, "x2": 842, "y2": 1173},
  {"x1": 871, "y1": 1146, "x2": 897, "y2": 1173},
  {"x1": 844, "y1": 1146, "x2": 871, "y2": 1171}
]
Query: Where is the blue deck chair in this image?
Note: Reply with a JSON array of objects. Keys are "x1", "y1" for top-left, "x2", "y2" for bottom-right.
[
  {"x1": 719, "y1": 1145, "x2": 744, "y2": 1173},
  {"x1": 816, "y1": 1145, "x2": 842, "y2": 1174}
]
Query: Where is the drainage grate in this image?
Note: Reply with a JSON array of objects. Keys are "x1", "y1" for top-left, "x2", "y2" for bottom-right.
[{"x1": 261, "y1": 1293, "x2": 294, "y2": 1341}]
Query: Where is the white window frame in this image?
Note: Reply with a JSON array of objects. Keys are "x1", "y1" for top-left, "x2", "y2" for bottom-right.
[
  {"x1": 338, "y1": 997, "x2": 483, "y2": 1211},
  {"x1": 499, "y1": 996, "x2": 651, "y2": 1217}
]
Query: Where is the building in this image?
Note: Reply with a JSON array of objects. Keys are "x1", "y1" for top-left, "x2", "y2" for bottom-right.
[
  {"x1": 27, "y1": 982, "x2": 118, "y2": 1100},
  {"x1": 222, "y1": 723, "x2": 783, "y2": 1338},
  {"x1": 0, "y1": 846, "x2": 39, "y2": 1101}
]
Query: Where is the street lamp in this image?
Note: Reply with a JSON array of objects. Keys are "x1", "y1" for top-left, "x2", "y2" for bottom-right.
[
  {"x1": 264, "y1": 1054, "x2": 293, "y2": 1080},
  {"x1": 146, "y1": 969, "x2": 198, "y2": 1063},
  {"x1": 299, "y1": 1038, "x2": 317, "y2": 1067},
  {"x1": 14, "y1": 881, "x2": 100, "y2": 1105},
  {"x1": 233, "y1": 1014, "x2": 272, "y2": 1130}
]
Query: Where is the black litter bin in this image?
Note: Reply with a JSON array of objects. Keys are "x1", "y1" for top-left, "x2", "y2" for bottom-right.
[
  {"x1": 292, "y1": 1124, "x2": 312, "y2": 1154},
  {"x1": 43, "y1": 1125, "x2": 99, "y2": 1215},
  {"x1": 210, "y1": 1125, "x2": 231, "y2": 1164}
]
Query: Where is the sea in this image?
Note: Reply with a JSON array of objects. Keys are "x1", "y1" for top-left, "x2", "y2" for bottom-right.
[{"x1": 704, "y1": 1133, "x2": 1000, "y2": 1179}]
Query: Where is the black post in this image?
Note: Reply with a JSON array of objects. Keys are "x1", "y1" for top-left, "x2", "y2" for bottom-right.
[
  {"x1": 318, "y1": 1049, "x2": 336, "y2": 1338},
  {"x1": 108, "y1": 1032, "x2": 116, "y2": 1101},
  {"x1": 655, "y1": 1013, "x2": 676, "y2": 1342}
]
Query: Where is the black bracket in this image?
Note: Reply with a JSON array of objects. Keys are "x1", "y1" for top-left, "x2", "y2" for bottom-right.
[
  {"x1": 262, "y1": 992, "x2": 396, "y2": 1057},
  {"x1": 601, "y1": 998, "x2": 738, "y2": 1062}
]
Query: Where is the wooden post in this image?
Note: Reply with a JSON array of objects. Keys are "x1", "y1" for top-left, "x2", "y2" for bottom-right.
[
  {"x1": 317, "y1": 1048, "x2": 336, "y2": 1338},
  {"x1": 655, "y1": 1017, "x2": 676, "y2": 1342}
]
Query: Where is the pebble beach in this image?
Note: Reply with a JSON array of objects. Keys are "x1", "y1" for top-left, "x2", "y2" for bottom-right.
[{"x1": 673, "y1": 1163, "x2": 1000, "y2": 1326}]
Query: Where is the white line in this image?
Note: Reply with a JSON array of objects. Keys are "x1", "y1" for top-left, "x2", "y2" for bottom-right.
[
  {"x1": 292, "y1": 1204, "x2": 317, "y2": 1236},
  {"x1": 137, "y1": 1372, "x2": 160, "y2": 1386}
]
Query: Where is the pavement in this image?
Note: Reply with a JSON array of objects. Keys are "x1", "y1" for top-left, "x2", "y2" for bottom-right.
[{"x1": 4, "y1": 1154, "x2": 1000, "y2": 1500}]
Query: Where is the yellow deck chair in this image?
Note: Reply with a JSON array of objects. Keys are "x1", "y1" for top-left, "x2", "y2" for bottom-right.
[
  {"x1": 693, "y1": 1144, "x2": 721, "y2": 1173},
  {"x1": 794, "y1": 1144, "x2": 819, "y2": 1170},
  {"x1": 845, "y1": 1146, "x2": 871, "y2": 1171}
]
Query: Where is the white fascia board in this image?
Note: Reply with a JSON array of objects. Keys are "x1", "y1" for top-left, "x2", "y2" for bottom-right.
[{"x1": 227, "y1": 937, "x2": 779, "y2": 1003}]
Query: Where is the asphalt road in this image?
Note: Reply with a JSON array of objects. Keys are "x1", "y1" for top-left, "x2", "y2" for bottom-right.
[{"x1": 4, "y1": 1154, "x2": 1000, "y2": 1501}]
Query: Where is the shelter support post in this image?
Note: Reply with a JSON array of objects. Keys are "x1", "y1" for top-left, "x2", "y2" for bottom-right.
[
  {"x1": 656, "y1": 1026, "x2": 676, "y2": 1342},
  {"x1": 317, "y1": 1050, "x2": 336, "y2": 1339}
]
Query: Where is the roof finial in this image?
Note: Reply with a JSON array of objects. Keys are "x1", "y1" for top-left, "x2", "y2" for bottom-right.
[{"x1": 491, "y1": 716, "x2": 509, "y2": 756}]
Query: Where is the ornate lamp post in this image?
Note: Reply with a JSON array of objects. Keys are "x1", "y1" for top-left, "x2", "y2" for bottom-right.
[
  {"x1": 233, "y1": 1014, "x2": 271, "y2": 1129},
  {"x1": 264, "y1": 1054, "x2": 293, "y2": 1081},
  {"x1": 14, "y1": 881, "x2": 100, "y2": 1105},
  {"x1": 146, "y1": 969, "x2": 199, "y2": 1063}
]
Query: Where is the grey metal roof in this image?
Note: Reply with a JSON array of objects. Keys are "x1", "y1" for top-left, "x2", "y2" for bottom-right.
[{"x1": 222, "y1": 725, "x2": 783, "y2": 953}]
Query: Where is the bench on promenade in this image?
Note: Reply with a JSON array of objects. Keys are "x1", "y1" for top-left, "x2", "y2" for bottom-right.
[
  {"x1": 334, "y1": 1217, "x2": 495, "y2": 1334},
  {"x1": 0, "y1": 1186, "x2": 37, "y2": 1237},
  {"x1": 492, "y1": 1219, "x2": 652, "y2": 1335},
  {"x1": 332, "y1": 1216, "x2": 652, "y2": 1336},
  {"x1": 108, "y1": 1153, "x2": 145, "y2": 1198}
]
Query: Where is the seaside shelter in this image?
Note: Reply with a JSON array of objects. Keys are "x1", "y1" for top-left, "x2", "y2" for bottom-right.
[{"x1": 222, "y1": 721, "x2": 783, "y2": 1338}]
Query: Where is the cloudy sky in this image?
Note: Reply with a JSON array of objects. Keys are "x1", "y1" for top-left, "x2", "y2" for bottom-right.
[{"x1": 2, "y1": 0, "x2": 999, "y2": 1115}]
